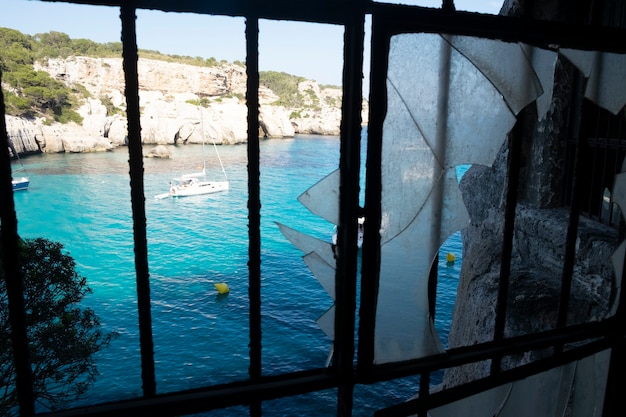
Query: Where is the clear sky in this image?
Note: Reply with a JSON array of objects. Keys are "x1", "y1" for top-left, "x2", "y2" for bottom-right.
[{"x1": 1, "y1": 0, "x2": 502, "y2": 89}]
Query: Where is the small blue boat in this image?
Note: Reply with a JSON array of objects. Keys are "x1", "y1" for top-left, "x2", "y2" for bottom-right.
[{"x1": 12, "y1": 176, "x2": 29, "y2": 191}]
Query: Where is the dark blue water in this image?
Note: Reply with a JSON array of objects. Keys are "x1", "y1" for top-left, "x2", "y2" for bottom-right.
[{"x1": 12, "y1": 134, "x2": 463, "y2": 416}]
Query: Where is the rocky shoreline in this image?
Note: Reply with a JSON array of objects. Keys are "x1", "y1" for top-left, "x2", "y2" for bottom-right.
[{"x1": 5, "y1": 56, "x2": 368, "y2": 156}]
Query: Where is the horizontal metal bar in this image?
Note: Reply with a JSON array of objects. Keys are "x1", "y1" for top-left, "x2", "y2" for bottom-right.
[
  {"x1": 358, "y1": 317, "x2": 615, "y2": 384},
  {"x1": 38, "y1": 368, "x2": 338, "y2": 417},
  {"x1": 38, "y1": 319, "x2": 614, "y2": 417},
  {"x1": 375, "y1": 336, "x2": 614, "y2": 417},
  {"x1": 369, "y1": 4, "x2": 626, "y2": 53},
  {"x1": 40, "y1": 0, "x2": 626, "y2": 53},
  {"x1": 39, "y1": 0, "x2": 357, "y2": 24}
]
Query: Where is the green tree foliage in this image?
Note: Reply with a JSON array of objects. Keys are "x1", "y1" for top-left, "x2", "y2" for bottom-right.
[
  {"x1": 0, "y1": 237, "x2": 116, "y2": 415},
  {"x1": 34, "y1": 31, "x2": 73, "y2": 58},
  {"x1": 0, "y1": 28, "x2": 34, "y2": 72},
  {"x1": 1, "y1": 27, "x2": 330, "y2": 123},
  {"x1": 0, "y1": 28, "x2": 84, "y2": 122},
  {"x1": 33, "y1": 31, "x2": 122, "y2": 60},
  {"x1": 259, "y1": 71, "x2": 306, "y2": 108},
  {"x1": 2, "y1": 66, "x2": 83, "y2": 123},
  {"x1": 99, "y1": 95, "x2": 122, "y2": 116}
]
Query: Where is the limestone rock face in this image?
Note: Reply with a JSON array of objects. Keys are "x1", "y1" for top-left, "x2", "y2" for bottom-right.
[
  {"x1": 5, "y1": 115, "x2": 114, "y2": 154},
  {"x1": 78, "y1": 97, "x2": 109, "y2": 138},
  {"x1": 259, "y1": 106, "x2": 296, "y2": 138},
  {"x1": 106, "y1": 116, "x2": 128, "y2": 146},
  {"x1": 5, "y1": 116, "x2": 40, "y2": 154},
  {"x1": 6, "y1": 56, "x2": 359, "y2": 155},
  {"x1": 443, "y1": 151, "x2": 619, "y2": 388}
]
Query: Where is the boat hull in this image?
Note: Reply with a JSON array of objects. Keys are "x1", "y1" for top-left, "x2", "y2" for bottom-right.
[
  {"x1": 12, "y1": 177, "x2": 29, "y2": 191},
  {"x1": 170, "y1": 180, "x2": 229, "y2": 197}
]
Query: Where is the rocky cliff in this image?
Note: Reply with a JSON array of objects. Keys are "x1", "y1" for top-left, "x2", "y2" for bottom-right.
[
  {"x1": 441, "y1": 0, "x2": 620, "y2": 390},
  {"x1": 443, "y1": 151, "x2": 618, "y2": 387},
  {"x1": 5, "y1": 56, "x2": 368, "y2": 154}
]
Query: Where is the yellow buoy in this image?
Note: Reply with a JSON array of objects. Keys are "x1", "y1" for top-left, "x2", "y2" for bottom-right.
[
  {"x1": 446, "y1": 252, "x2": 456, "y2": 262},
  {"x1": 214, "y1": 282, "x2": 230, "y2": 294}
]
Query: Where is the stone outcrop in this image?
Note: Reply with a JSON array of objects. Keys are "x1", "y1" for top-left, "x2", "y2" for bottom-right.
[
  {"x1": 5, "y1": 56, "x2": 369, "y2": 155},
  {"x1": 444, "y1": 155, "x2": 618, "y2": 386},
  {"x1": 146, "y1": 145, "x2": 171, "y2": 158},
  {"x1": 5, "y1": 116, "x2": 41, "y2": 154},
  {"x1": 442, "y1": 0, "x2": 620, "y2": 390}
]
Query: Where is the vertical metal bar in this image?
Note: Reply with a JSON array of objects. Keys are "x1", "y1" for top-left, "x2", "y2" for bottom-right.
[
  {"x1": 603, "y1": 338, "x2": 626, "y2": 417},
  {"x1": 336, "y1": 10, "x2": 365, "y2": 417},
  {"x1": 561, "y1": 139, "x2": 576, "y2": 208},
  {"x1": 441, "y1": 0, "x2": 455, "y2": 13},
  {"x1": 611, "y1": 114, "x2": 625, "y2": 228},
  {"x1": 491, "y1": 0, "x2": 538, "y2": 366},
  {"x1": 417, "y1": 372, "x2": 430, "y2": 417},
  {"x1": 0, "y1": 73, "x2": 34, "y2": 416},
  {"x1": 357, "y1": 13, "x2": 388, "y2": 374},
  {"x1": 587, "y1": 105, "x2": 602, "y2": 218},
  {"x1": 491, "y1": 114, "x2": 524, "y2": 374},
  {"x1": 557, "y1": 72, "x2": 586, "y2": 330},
  {"x1": 120, "y1": 3, "x2": 156, "y2": 397},
  {"x1": 416, "y1": 32, "x2": 454, "y2": 415},
  {"x1": 419, "y1": 258, "x2": 438, "y2": 417},
  {"x1": 245, "y1": 14, "x2": 262, "y2": 417},
  {"x1": 599, "y1": 136, "x2": 609, "y2": 223},
  {"x1": 428, "y1": 258, "x2": 438, "y2": 320}
]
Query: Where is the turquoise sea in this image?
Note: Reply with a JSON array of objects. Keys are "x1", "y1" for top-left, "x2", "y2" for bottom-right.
[{"x1": 12, "y1": 132, "x2": 463, "y2": 416}]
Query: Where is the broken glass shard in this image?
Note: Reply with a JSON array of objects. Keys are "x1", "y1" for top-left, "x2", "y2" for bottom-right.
[
  {"x1": 298, "y1": 169, "x2": 340, "y2": 225},
  {"x1": 374, "y1": 33, "x2": 542, "y2": 363}
]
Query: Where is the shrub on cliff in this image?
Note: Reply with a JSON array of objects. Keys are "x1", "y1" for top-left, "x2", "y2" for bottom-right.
[{"x1": 260, "y1": 70, "x2": 307, "y2": 108}]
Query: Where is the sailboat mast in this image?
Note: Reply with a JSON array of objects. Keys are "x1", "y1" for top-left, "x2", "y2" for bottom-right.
[
  {"x1": 212, "y1": 139, "x2": 228, "y2": 181},
  {"x1": 199, "y1": 108, "x2": 206, "y2": 175},
  {"x1": 199, "y1": 106, "x2": 228, "y2": 181}
]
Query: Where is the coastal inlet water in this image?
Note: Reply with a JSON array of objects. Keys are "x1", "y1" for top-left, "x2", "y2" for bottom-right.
[{"x1": 12, "y1": 134, "x2": 463, "y2": 416}]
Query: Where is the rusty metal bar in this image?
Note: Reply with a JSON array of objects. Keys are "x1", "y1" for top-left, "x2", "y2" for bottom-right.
[
  {"x1": 120, "y1": 3, "x2": 157, "y2": 397},
  {"x1": 357, "y1": 12, "x2": 388, "y2": 373},
  {"x1": 491, "y1": 115, "x2": 524, "y2": 373},
  {"x1": 245, "y1": 13, "x2": 262, "y2": 417},
  {"x1": 557, "y1": 72, "x2": 586, "y2": 330},
  {"x1": 0, "y1": 72, "x2": 35, "y2": 416},
  {"x1": 335, "y1": 8, "x2": 365, "y2": 416}
]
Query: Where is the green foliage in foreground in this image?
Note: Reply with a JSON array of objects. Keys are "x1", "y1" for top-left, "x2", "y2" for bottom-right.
[{"x1": 0, "y1": 237, "x2": 117, "y2": 415}]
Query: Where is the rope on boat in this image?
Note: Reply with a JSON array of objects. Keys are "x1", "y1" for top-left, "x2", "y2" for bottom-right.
[
  {"x1": 212, "y1": 138, "x2": 228, "y2": 181},
  {"x1": 200, "y1": 108, "x2": 228, "y2": 181}
]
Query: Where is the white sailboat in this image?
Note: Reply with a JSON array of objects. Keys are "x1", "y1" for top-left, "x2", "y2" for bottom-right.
[
  {"x1": 9, "y1": 142, "x2": 29, "y2": 192},
  {"x1": 167, "y1": 161, "x2": 229, "y2": 197},
  {"x1": 156, "y1": 110, "x2": 229, "y2": 199}
]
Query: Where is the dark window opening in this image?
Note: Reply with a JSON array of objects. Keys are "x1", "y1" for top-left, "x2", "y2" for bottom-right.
[{"x1": 563, "y1": 100, "x2": 626, "y2": 229}]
